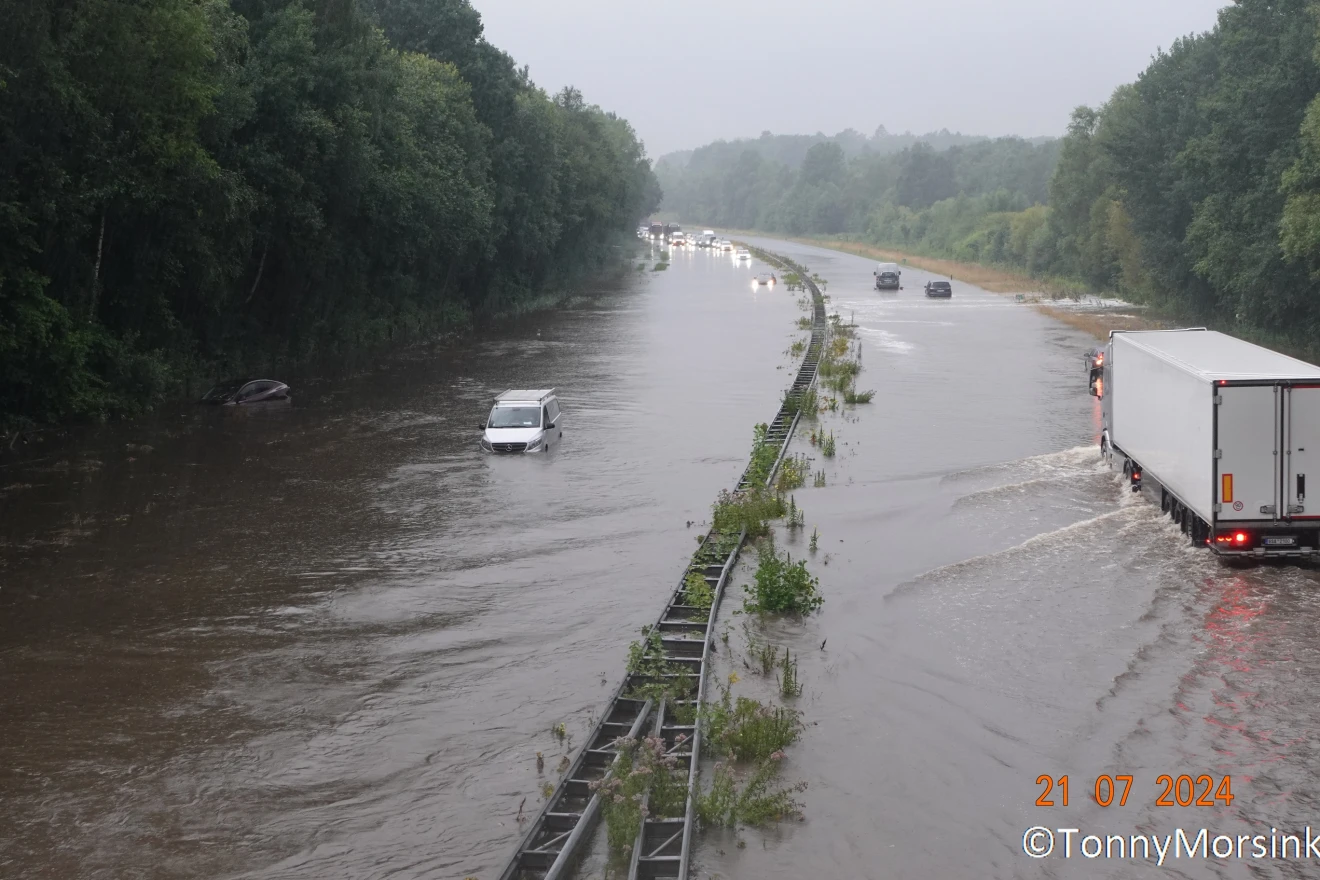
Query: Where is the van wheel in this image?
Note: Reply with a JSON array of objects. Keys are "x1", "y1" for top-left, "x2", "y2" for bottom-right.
[{"x1": 1160, "y1": 490, "x2": 1170, "y2": 513}]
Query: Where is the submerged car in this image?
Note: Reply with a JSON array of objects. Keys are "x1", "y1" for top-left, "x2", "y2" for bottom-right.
[
  {"x1": 480, "y1": 389, "x2": 562, "y2": 454},
  {"x1": 200, "y1": 379, "x2": 290, "y2": 405},
  {"x1": 924, "y1": 281, "x2": 953, "y2": 298}
]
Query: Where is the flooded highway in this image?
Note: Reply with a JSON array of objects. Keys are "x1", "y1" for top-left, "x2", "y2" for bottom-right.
[{"x1": 3, "y1": 238, "x2": 1320, "y2": 880}]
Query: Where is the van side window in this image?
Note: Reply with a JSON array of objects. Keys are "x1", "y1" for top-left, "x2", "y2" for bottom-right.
[
  {"x1": 549, "y1": 400, "x2": 560, "y2": 420},
  {"x1": 543, "y1": 406, "x2": 550, "y2": 425}
]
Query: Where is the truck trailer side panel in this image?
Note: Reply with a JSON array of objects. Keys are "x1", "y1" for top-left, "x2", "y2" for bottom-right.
[
  {"x1": 1110, "y1": 334, "x2": 1215, "y2": 520},
  {"x1": 1286, "y1": 386, "x2": 1320, "y2": 518},
  {"x1": 1216, "y1": 386, "x2": 1279, "y2": 522}
]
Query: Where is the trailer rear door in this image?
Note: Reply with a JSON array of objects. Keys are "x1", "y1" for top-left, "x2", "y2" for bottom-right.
[
  {"x1": 1217, "y1": 386, "x2": 1279, "y2": 521},
  {"x1": 1285, "y1": 386, "x2": 1320, "y2": 519}
]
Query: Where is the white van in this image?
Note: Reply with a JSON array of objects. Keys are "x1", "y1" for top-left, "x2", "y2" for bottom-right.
[{"x1": 480, "y1": 389, "x2": 562, "y2": 453}]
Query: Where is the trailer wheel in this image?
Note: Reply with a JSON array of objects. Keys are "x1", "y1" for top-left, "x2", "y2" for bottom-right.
[{"x1": 1160, "y1": 490, "x2": 1170, "y2": 514}]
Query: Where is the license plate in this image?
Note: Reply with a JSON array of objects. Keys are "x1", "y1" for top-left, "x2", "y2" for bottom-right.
[{"x1": 1264, "y1": 536, "x2": 1297, "y2": 546}]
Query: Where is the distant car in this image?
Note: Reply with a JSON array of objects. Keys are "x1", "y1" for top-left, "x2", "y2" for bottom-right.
[
  {"x1": 734, "y1": 248, "x2": 751, "y2": 261},
  {"x1": 719, "y1": 240, "x2": 733, "y2": 252},
  {"x1": 200, "y1": 379, "x2": 290, "y2": 405},
  {"x1": 924, "y1": 281, "x2": 952, "y2": 298},
  {"x1": 754, "y1": 272, "x2": 777, "y2": 286},
  {"x1": 873, "y1": 263, "x2": 902, "y2": 291}
]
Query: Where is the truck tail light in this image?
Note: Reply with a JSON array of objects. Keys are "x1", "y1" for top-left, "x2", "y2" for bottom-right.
[{"x1": 1235, "y1": 532, "x2": 1248, "y2": 543}]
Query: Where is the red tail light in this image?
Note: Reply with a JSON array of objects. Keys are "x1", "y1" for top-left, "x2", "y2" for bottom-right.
[{"x1": 1235, "y1": 532, "x2": 1247, "y2": 544}]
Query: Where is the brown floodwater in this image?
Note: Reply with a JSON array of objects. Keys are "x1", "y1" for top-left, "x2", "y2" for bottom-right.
[{"x1": 3, "y1": 238, "x2": 1319, "y2": 880}]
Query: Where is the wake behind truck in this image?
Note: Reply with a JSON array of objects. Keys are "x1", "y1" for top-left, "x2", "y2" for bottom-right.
[{"x1": 1098, "y1": 329, "x2": 1320, "y2": 559}]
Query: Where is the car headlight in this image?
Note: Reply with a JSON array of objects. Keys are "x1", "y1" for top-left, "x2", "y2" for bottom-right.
[
  {"x1": 526, "y1": 434, "x2": 544, "y2": 451},
  {"x1": 480, "y1": 437, "x2": 492, "y2": 451}
]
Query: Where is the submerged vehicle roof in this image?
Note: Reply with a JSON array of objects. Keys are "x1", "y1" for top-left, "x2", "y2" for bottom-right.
[{"x1": 495, "y1": 389, "x2": 556, "y2": 404}]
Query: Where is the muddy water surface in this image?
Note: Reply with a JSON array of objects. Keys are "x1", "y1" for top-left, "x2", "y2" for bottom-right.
[
  {"x1": 699, "y1": 238, "x2": 1320, "y2": 880},
  {"x1": 5, "y1": 237, "x2": 1320, "y2": 880},
  {"x1": 0, "y1": 246, "x2": 800, "y2": 879}
]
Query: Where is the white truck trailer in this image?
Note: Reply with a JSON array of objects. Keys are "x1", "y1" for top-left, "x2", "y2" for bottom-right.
[{"x1": 1099, "y1": 329, "x2": 1320, "y2": 559}]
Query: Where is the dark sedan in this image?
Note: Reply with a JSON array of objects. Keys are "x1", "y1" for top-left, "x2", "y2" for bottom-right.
[
  {"x1": 200, "y1": 379, "x2": 291, "y2": 405},
  {"x1": 924, "y1": 281, "x2": 953, "y2": 298}
]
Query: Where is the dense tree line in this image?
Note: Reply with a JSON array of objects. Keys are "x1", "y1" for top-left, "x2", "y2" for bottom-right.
[
  {"x1": 661, "y1": 0, "x2": 1320, "y2": 358},
  {"x1": 657, "y1": 132, "x2": 1060, "y2": 236},
  {"x1": 0, "y1": 0, "x2": 659, "y2": 428}
]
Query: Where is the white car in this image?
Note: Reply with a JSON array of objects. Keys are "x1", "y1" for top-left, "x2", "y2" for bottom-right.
[
  {"x1": 719, "y1": 240, "x2": 733, "y2": 252},
  {"x1": 734, "y1": 248, "x2": 751, "y2": 261},
  {"x1": 481, "y1": 389, "x2": 562, "y2": 454}
]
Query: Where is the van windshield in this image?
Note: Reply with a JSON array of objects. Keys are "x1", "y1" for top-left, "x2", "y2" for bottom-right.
[{"x1": 489, "y1": 406, "x2": 541, "y2": 428}]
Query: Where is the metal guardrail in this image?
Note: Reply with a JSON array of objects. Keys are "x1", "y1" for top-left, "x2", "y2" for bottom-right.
[{"x1": 499, "y1": 247, "x2": 826, "y2": 880}]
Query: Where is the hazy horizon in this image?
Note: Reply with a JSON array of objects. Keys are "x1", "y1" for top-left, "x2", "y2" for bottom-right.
[{"x1": 473, "y1": 0, "x2": 1225, "y2": 158}]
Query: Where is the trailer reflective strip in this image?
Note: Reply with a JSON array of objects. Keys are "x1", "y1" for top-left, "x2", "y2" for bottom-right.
[{"x1": 1222, "y1": 474, "x2": 1234, "y2": 503}]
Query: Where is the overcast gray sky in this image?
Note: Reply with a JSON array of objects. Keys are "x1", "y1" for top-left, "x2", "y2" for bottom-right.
[{"x1": 473, "y1": 0, "x2": 1225, "y2": 158}]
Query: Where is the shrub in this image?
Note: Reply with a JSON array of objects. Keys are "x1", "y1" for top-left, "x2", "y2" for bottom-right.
[
  {"x1": 744, "y1": 423, "x2": 779, "y2": 485},
  {"x1": 798, "y1": 387, "x2": 818, "y2": 418},
  {"x1": 697, "y1": 759, "x2": 805, "y2": 828},
  {"x1": 594, "y1": 734, "x2": 690, "y2": 857},
  {"x1": 684, "y1": 571, "x2": 714, "y2": 611},
  {"x1": 775, "y1": 453, "x2": 808, "y2": 492},
  {"x1": 626, "y1": 627, "x2": 693, "y2": 704},
  {"x1": 743, "y1": 537, "x2": 824, "y2": 615},
  {"x1": 778, "y1": 649, "x2": 803, "y2": 698},
  {"x1": 844, "y1": 388, "x2": 875, "y2": 404},
  {"x1": 703, "y1": 687, "x2": 802, "y2": 763},
  {"x1": 712, "y1": 488, "x2": 784, "y2": 538}
]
